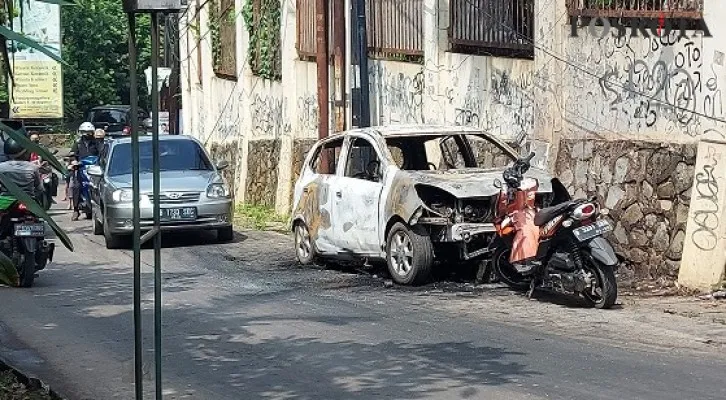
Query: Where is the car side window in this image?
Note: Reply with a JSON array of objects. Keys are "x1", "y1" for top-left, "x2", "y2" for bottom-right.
[
  {"x1": 310, "y1": 138, "x2": 344, "y2": 175},
  {"x1": 344, "y1": 137, "x2": 381, "y2": 182}
]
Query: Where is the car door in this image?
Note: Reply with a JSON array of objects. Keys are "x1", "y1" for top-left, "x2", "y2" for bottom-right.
[
  {"x1": 329, "y1": 135, "x2": 385, "y2": 256},
  {"x1": 294, "y1": 137, "x2": 345, "y2": 255}
]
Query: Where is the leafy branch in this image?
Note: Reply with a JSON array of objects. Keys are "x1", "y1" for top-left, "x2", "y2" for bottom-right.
[{"x1": 242, "y1": 0, "x2": 281, "y2": 81}]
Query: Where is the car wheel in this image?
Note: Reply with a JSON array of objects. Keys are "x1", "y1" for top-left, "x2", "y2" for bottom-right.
[
  {"x1": 294, "y1": 222, "x2": 317, "y2": 265},
  {"x1": 217, "y1": 226, "x2": 234, "y2": 242},
  {"x1": 93, "y1": 209, "x2": 103, "y2": 236},
  {"x1": 386, "y1": 222, "x2": 433, "y2": 285},
  {"x1": 103, "y1": 218, "x2": 125, "y2": 249}
]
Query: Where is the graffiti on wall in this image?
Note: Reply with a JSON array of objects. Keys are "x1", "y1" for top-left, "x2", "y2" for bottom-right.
[
  {"x1": 369, "y1": 63, "x2": 425, "y2": 124},
  {"x1": 297, "y1": 93, "x2": 318, "y2": 134},
  {"x1": 690, "y1": 144, "x2": 721, "y2": 251},
  {"x1": 250, "y1": 93, "x2": 291, "y2": 138},
  {"x1": 566, "y1": 31, "x2": 726, "y2": 138}
]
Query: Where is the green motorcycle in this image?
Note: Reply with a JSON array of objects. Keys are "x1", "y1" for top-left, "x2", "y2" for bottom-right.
[{"x1": 0, "y1": 195, "x2": 55, "y2": 287}]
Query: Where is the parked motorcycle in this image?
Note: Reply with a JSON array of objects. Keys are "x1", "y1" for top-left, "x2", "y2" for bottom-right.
[
  {"x1": 490, "y1": 152, "x2": 619, "y2": 309},
  {"x1": 0, "y1": 196, "x2": 55, "y2": 287}
]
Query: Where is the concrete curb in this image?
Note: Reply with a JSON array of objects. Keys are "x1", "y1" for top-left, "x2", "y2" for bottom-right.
[{"x1": 0, "y1": 355, "x2": 66, "y2": 400}]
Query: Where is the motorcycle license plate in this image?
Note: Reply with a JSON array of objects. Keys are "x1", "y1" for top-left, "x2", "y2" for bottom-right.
[
  {"x1": 14, "y1": 223, "x2": 45, "y2": 237},
  {"x1": 161, "y1": 207, "x2": 197, "y2": 221},
  {"x1": 572, "y1": 219, "x2": 612, "y2": 242}
]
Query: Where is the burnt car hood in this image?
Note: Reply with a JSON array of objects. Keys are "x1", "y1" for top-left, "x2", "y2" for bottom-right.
[{"x1": 407, "y1": 167, "x2": 553, "y2": 198}]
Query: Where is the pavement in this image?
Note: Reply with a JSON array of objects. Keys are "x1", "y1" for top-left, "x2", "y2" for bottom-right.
[{"x1": 0, "y1": 205, "x2": 725, "y2": 399}]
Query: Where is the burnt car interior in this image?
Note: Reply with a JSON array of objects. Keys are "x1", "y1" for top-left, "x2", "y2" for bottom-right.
[
  {"x1": 386, "y1": 135, "x2": 479, "y2": 171},
  {"x1": 345, "y1": 138, "x2": 382, "y2": 182}
]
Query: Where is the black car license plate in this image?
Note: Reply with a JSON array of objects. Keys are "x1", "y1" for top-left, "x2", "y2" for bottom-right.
[
  {"x1": 161, "y1": 207, "x2": 197, "y2": 221},
  {"x1": 14, "y1": 223, "x2": 45, "y2": 237},
  {"x1": 572, "y1": 219, "x2": 612, "y2": 242}
]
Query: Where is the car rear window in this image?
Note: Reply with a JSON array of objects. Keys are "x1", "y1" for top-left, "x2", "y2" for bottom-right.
[
  {"x1": 89, "y1": 110, "x2": 128, "y2": 124},
  {"x1": 107, "y1": 140, "x2": 213, "y2": 176}
]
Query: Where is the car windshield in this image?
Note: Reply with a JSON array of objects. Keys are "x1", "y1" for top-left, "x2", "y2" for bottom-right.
[
  {"x1": 107, "y1": 140, "x2": 213, "y2": 176},
  {"x1": 385, "y1": 134, "x2": 516, "y2": 171},
  {"x1": 89, "y1": 109, "x2": 128, "y2": 124}
]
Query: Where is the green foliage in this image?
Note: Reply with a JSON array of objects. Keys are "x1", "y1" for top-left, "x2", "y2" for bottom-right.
[
  {"x1": 235, "y1": 203, "x2": 288, "y2": 231},
  {"x1": 209, "y1": 0, "x2": 221, "y2": 71},
  {"x1": 242, "y1": 0, "x2": 281, "y2": 81},
  {"x1": 61, "y1": 0, "x2": 151, "y2": 121}
]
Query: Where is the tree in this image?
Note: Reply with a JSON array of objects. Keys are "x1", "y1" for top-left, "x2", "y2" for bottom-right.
[
  {"x1": 61, "y1": 0, "x2": 151, "y2": 121},
  {"x1": 0, "y1": 0, "x2": 75, "y2": 286}
]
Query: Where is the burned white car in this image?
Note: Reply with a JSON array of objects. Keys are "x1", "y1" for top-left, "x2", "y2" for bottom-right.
[{"x1": 291, "y1": 125, "x2": 567, "y2": 285}]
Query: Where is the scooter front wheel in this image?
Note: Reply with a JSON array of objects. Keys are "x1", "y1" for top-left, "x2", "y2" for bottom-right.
[{"x1": 491, "y1": 246, "x2": 531, "y2": 290}]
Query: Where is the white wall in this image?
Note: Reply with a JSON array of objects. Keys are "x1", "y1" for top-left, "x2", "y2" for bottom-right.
[{"x1": 180, "y1": 0, "x2": 724, "y2": 212}]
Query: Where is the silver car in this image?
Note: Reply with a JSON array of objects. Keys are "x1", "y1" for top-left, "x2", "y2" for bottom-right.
[{"x1": 86, "y1": 135, "x2": 234, "y2": 249}]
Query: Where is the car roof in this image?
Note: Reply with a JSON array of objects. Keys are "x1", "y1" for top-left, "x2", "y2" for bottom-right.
[
  {"x1": 318, "y1": 124, "x2": 519, "y2": 159},
  {"x1": 110, "y1": 134, "x2": 198, "y2": 145},
  {"x1": 324, "y1": 124, "x2": 490, "y2": 140},
  {"x1": 90, "y1": 105, "x2": 132, "y2": 110}
]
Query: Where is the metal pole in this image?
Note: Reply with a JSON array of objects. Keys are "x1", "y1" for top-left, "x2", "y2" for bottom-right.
[
  {"x1": 356, "y1": 0, "x2": 370, "y2": 127},
  {"x1": 127, "y1": 12, "x2": 144, "y2": 400},
  {"x1": 315, "y1": 0, "x2": 330, "y2": 139},
  {"x1": 151, "y1": 12, "x2": 163, "y2": 400}
]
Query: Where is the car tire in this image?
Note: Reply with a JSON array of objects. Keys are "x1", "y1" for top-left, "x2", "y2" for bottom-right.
[
  {"x1": 294, "y1": 222, "x2": 317, "y2": 265},
  {"x1": 386, "y1": 222, "x2": 433, "y2": 286},
  {"x1": 104, "y1": 218, "x2": 125, "y2": 250},
  {"x1": 217, "y1": 226, "x2": 234, "y2": 242},
  {"x1": 93, "y1": 210, "x2": 103, "y2": 236}
]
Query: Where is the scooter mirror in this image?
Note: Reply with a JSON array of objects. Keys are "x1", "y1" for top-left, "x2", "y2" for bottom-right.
[{"x1": 493, "y1": 178, "x2": 502, "y2": 189}]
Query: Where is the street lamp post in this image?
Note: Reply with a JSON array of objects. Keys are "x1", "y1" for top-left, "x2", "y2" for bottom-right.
[{"x1": 123, "y1": 1, "x2": 181, "y2": 399}]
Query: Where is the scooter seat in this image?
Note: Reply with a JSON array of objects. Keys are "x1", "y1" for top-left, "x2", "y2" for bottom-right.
[{"x1": 534, "y1": 201, "x2": 578, "y2": 226}]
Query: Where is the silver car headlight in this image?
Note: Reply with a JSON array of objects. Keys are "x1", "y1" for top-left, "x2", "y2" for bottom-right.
[
  {"x1": 207, "y1": 183, "x2": 230, "y2": 198},
  {"x1": 112, "y1": 189, "x2": 134, "y2": 203}
]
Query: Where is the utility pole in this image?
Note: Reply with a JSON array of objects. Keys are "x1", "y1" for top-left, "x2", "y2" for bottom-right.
[
  {"x1": 355, "y1": 0, "x2": 370, "y2": 127},
  {"x1": 167, "y1": 13, "x2": 181, "y2": 134},
  {"x1": 332, "y1": 0, "x2": 346, "y2": 132},
  {"x1": 315, "y1": 0, "x2": 329, "y2": 140}
]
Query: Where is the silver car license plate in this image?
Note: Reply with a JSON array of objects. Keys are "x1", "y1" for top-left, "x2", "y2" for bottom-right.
[
  {"x1": 572, "y1": 219, "x2": 612, "y2": 242},
  {"x1": 14, "y1": 223, "x2": 45, "y2": 237},
  {"x1": 161, "y1": 207, "x2": 197, "y2": 221}
]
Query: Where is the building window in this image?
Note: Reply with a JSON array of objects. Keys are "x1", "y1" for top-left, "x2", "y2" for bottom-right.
[
  {"x1": 295, "y1": 0, "x2": 424, "y2": 63},
  {"x1": 449, "y1": 0, "x2": 534, "y2": 59},
  {"x1": 366, "y1": 0, "x2": 424, "y2": 62},
  {"x1": 211, "y1": 0, "x2": 237, "y2": 79},
  {"x1": 566, "y1": 0, "x2": 704, "y2": 18}
]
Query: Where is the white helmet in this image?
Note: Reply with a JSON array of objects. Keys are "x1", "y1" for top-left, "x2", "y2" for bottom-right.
[{"x1": 78, "y1": 122, "x2": 95, "y2": 133}]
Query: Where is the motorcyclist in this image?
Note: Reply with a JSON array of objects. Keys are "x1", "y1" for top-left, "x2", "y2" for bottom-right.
[
  {"x1": 69, "y1": 122, "x2": 102, "y2": 221},
  {"x1": 0, "y1": 137, "x2": 44, "y2": 202},
  {"x1": 71, "y1": 122, "x2": 102, "y2": 160}
]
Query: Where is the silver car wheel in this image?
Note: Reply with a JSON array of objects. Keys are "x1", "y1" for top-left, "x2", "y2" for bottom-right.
[
  {"x1": 390, "y1": 230, "x2": 413, "y2": 276},
  {"x1": 296, "y1": 224, "x2": 312, "y2": 260}
]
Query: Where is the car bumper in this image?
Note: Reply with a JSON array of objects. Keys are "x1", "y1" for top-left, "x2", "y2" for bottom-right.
[
  {"x1": 447, "y1": 223, "x2": 496, "y2": 242},
  {"x1": 104, "y1": 200, "x2": 233, "y2": 234}
]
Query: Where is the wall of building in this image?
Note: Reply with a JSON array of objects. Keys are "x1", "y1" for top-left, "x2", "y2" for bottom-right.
[
  {"x1": 180, "y1": 0, "x2": 537, "y2": 214},
  {"x1": 536, "y1": 0, "x2": 725, "y2": 281},
  {"x1": 180, "y1": 0, "x2": 725, "y2": 281}
]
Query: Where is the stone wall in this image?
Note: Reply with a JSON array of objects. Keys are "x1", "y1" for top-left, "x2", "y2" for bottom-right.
[
  {"x1": 209, "y1": 141, "x2": 240, "y2": 197},
  {"x1": 246, "y1": 139, "x2": 282, "y2": 207},
  {"x1": 555, "y1": 139, "x2": 696, "y2": 280},
  {"x1": 38, "y1": 133, "x2": 73, "y2": 148}
]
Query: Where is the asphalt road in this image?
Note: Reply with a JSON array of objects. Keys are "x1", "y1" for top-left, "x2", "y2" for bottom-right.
[{"x1": 0, "y1": 208, "x2": 725, "y2": 400}]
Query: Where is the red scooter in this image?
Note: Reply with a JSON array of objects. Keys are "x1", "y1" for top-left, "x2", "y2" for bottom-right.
[{"x1": 491, "y1": 153, "x2": 618, "y2": 309}]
